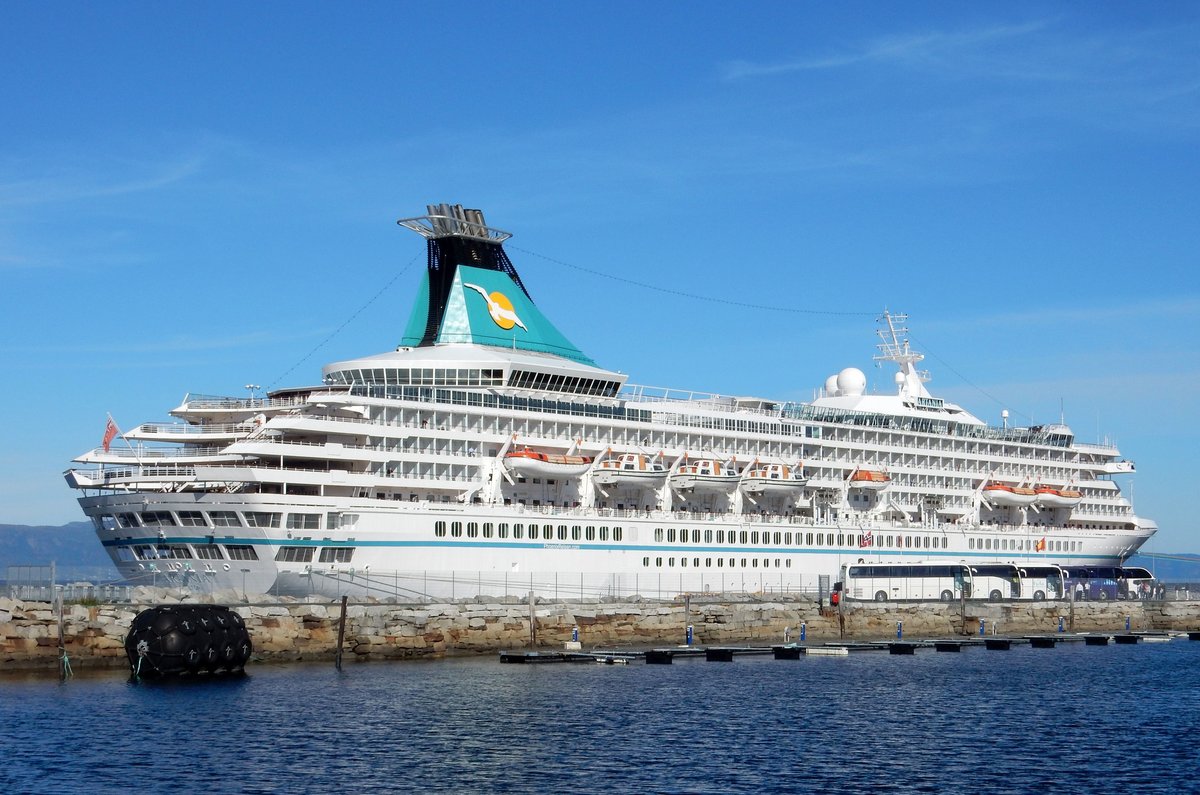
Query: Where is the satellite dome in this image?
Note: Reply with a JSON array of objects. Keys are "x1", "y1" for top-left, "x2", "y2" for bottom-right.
[
  {"x1": 837, "y1": 367, "x2": 867, "y2": 397},
  {"x1": 824, "y1": 374, "x2": 840, "y2": 397}
]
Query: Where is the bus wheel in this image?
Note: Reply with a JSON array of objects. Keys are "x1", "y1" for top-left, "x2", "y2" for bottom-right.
[
  {"x1": 940, "y1": 590, "x2": 954, "y2": 602},
  {"x1": 874, "y1": 591, "x2": 888, "y2": 602},
  {"x1": 1033, "y1": 590, "x2": 1046, "y2": 601},
  {"x1": 1098, "y1": 591, "x2": 1109, "y2": 601},
  {"x1": 989, "y1": 589, "x2": 1003, "y2": 602}
]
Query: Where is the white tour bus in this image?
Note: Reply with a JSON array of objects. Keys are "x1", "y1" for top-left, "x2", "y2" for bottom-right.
[{"x1": 841, "y1": 563, "x2": 1066, "y2": 602}]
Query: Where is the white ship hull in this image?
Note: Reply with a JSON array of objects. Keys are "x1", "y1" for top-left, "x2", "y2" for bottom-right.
[{"x1": 79, "y1": 492, "x2": 1150, "y2": 600}]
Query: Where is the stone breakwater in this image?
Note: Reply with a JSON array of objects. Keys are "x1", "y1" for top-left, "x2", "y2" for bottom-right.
[{"x1": 3, "y1": 589, "x2": 1199, "y2": 671}]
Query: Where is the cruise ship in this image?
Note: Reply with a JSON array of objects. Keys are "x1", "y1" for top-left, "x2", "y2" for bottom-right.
[{"x1": 65, "y1": 204, "x2": 1155, "y2": 600}]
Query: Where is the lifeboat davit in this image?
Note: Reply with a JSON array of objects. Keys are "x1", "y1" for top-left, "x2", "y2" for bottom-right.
[
  {"x1": 848, "y1": 469, "x2": 889, "y2": 491},
  {"x1": 504, "y1": 448, "x2": 593, "y2": 478},
  {"x1": 669, "y1": 458, "x2": 740, "y2": 493},
  {"x1": 592, "y1": 453, "x2": 668, "y2": 487},
  {"x1": 1034, "y1": 486, "x2": 1083, "y2": 508},
  {"x1": 741, "y1": 463, "x2": 808, "y2": 495},
  {"x1": 983, "y1": 482, "x2": 1038, "y2": 507}
]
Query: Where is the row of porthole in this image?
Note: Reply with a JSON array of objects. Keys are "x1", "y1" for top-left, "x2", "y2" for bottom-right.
[
  {"x1": 654, "y1": 527, "x2": 950, "y2": 550},
  {"x1": 643, "y1": 557, "x2": 792, "y2": 569},
  {"x1": 970, "y1": 537, "x2": 1079, "y2": 552},
  {"x1": 433, "y1": 521, "x2": 624, "y2": 542}
]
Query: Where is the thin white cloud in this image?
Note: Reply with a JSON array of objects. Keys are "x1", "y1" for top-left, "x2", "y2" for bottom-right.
[{"x1": 721, "y1": 21, "x2": 1052, "y2": 81}]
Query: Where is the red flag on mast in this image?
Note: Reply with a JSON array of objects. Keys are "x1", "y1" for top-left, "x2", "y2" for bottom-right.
[{"x1": 102, "y1": 417, "x2": 119, "y2": 452}]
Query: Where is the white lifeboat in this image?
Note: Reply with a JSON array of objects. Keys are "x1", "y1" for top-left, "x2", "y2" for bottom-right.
[
  {"x1": 1034, "y1": 486, "x2": 1083, "y2": 508},
  {"x1": 504, "y1": 448, "x2": 593, "y2": 478},
  {"x1": 741, "y1": 463, "x2": 807, "y2": 495},
  {"x1": 983, "y1": 482, "x2": 1038, "y2": 507},
  {"x1": 669, "y1": 458, "x2": 740, "y2": 493},
  {"x1": 848, "y1": 469, "x2": 889, "y2": 491},
  {"x1": 592, "y1": 453, "x2": 667, "y2": 487}
]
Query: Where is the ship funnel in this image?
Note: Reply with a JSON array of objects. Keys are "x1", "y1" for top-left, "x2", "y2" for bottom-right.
[{"x1": 394, "y1": 204, "x2": 593, "y2": 364}]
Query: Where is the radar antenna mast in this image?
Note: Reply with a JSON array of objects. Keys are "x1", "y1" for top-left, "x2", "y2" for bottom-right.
[{"x1": 873, "y1": 310, "x2": 932, "y2": 399}]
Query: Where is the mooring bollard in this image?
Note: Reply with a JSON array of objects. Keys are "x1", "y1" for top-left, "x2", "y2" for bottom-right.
[
  {"x1": 979, "y1": 618, "x2": 986, "y2": 637},
  {"x1": 897, "y1": 621, "x2": 903, "y2": 640},
  {"x1": 800, "y1": 622, "x2": 807, "y2": 642},
  {"x1": 686, "y1": 624, "x2": 694, "y2": 647}
]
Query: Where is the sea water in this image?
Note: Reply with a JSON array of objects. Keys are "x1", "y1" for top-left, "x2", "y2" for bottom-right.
[{"x1": 1, "y1": 640, "x2": 1197, "y2": 794}]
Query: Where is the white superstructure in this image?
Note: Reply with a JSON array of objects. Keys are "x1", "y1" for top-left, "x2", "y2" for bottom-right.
[{"x1": 65, "y1": 204, "x2": 1155, "y2": 599}]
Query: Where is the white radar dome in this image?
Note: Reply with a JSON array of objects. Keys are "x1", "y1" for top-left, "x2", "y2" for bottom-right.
[
  {"x1": 837, "y1": 367, "x2": 867, "y2": 397},
  {"x1": 824, "y1": 374, "x2": 840, "y2": 397}
]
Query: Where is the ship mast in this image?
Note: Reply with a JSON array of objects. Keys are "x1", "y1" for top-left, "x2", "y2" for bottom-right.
[{"x1": 873, "y1": 311, "x2": 932, "y2": 400}]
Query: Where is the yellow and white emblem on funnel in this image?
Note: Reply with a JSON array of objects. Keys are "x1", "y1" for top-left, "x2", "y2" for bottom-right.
[{"x1": 463, "y1": 282, "x2": 528, "y2": 331}]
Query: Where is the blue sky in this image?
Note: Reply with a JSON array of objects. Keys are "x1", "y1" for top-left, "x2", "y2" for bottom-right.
[{"x1": 2, "y1": 3, "x2": 1197, "y2": 552}]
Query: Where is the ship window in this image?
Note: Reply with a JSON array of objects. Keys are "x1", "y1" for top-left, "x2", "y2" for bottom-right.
[
  {"x1": 483, "y1": 523, "x2": 494, "y2": 538},
  {"x1": 116, "y1": 547, "x2": 136, "y2": 562},
  {"x1": 681, "y1": 557, "x2": 687, "y2": 567},
  {"x1": 985, "y1": 538, "x2": 992, "y2": 550},
  {"x1": 572, "y1": 525, "x2": 582, "y2": 541},
  {"x1": 969, "y1": 538, "x2": 975, "y2": 550},
  {"x1": 435, "y1": 521, "x2": 447, "y2": 538},
  {"x1": 905, "y1": 536, "x2": 912, "y2": 548},
  {"x1": 742, "y1": 558, "x2": 748, "y2": 567},
  {"x1": 668, "y1": 557, "x2": 675, "y2": 567},
  {"x1": 451, "y1": 522, "x2": 463, "y2": 538},
  {"x1": 740, "y1": 531, "x2": 748, "y2": 544},
  {"x1": 133, "y1": 545, "x2": 157, "y2": 560},
  {"x1": 177, "y1": 511, "x2": 205, "y2": 527},
  {"x1": 157, "y1": 545, "x2": 190, "y2": 559},
  {"x1": 716, "y1": 530, "x2": 725, "y2": 544},
  {"x1": 705, "y1": 558, "x2": 711, "y2": 567},
  {"x1": 275, "y1": 546, "x2": 314, "y2": 563},
  {"x1": 513, "y1": 523, "x2": 524, "y2": 540},
  {"x1": 319, "y1": 547, "x2": 354, "y2": 563},
  {"x1": 614, "y1": 527, "x2": 622, "y2": 541},
  {"x1": 543, "y1": 526, "x2": 553, "y2": 540},
  {"x1": 467, "y1": 522, "x2": 479, "y2": 538},
  {"x1": 287, "y1": 513, "x2": 320, "y2": 530},
  {"x1": 666, "y1": 528, "x2": 675, "y2": 543},
  {"x1": 193, "y1": 544, "x2": 223, "y2": 560},
  {"x1": 557, "y1": 525, "x2": 567, "y2": 540},
  {"x1": 116, "y1": 513, "x2": 141, "y2": 528},
  {"x1": 816, "y1": 533, "x2": 824, "y2": 546},
  {"x1": 245, "y1": 512, "x2": 281, "y2": 528},
  {"x1": 599, "y1": 526, "x2": 609, "y2": 541},
  {"x1": 705, "y1": 530, "x2": 713, "y2": 544},
  {"x1": 585, "y1": 526, "x2": 595, "y2": 541},
  {"x1": 643, "y1": 557, "x2": 650, "y2": 567},
  {"x1": 691, "y1": 529, "x2": 700, "y2": 543},
  {"x1": 211, "y1": 511, "x2": 242, "y2": 528},
  {"x1": 717, "y1": 558, "x2": 723, "y2": 567},
  {"x1": 806, "y1": 533, "x2": 814, "y2": 545},
  {"x1": 225, "y1": 545, "x2": 259, "y2": 561},
  {"x1": 656, "y1": 557, "x2": 663, "y2": 567},
  {"x1": 140, "y1": 511, "x2": 175, "y2": 526},
  {"x1": 750, "y1": 531, "x2": 759, "y2": 545},
  {"x1": 497, "y1": 523, "x2": 508, "y2": 539},
  {"x1": 774, "y1": 532, "x2": 782, "y2": 545}
]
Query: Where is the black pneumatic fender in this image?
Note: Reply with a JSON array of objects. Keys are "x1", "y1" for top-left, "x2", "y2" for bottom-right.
[{"x1": 126, "y1": 605, "x2": 253, "y2": 677}]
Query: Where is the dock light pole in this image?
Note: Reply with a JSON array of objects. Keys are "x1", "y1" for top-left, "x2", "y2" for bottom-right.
[{"x1": 244, "y1": 384, "x2": 260, "y2": 399}]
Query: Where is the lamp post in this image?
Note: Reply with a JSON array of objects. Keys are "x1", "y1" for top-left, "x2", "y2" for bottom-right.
[{"x1": 244, "y1": 384, "x2": 260, "y2": 400}]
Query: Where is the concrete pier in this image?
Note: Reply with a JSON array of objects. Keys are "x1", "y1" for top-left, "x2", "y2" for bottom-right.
[{"x1": 2, "y1": 589, "x2": 1198, "y2": 672}]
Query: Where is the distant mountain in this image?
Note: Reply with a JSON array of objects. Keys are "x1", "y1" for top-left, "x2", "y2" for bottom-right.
[{"x1": 0, "y1": 521, "x2": 118, "y2": 579}]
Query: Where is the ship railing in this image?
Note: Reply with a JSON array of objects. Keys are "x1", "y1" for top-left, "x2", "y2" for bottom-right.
[
  {"x1": 179, "y1": 394, "x2": 315, "y2": 411},
  {"x1": 84, "y1": 446, "x2": 228, "y2": 459},
  {"x1": 133, "y1": 422, "x2": 254, "y2": 435}
]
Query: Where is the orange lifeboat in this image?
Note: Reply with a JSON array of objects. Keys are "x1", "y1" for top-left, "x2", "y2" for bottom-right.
[
  {"x1": 983, "y1": 482, "x2": 1038, "y2": 507},
  {"x1": 1034, "y1": 486, "x2": 1083, "y2": 509},
  {"x1": 592, "y1": 453, "x2": 668, "y2": 487},
  {"x1": 504, "y1": 448, "x2": 593, "y2": 478},
  {"x1": 741, "y1": 463, "x2": 808, "y2": 495},
  {"x1": 848, "y1": 469, "x2": 889, "y2": 491}
]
